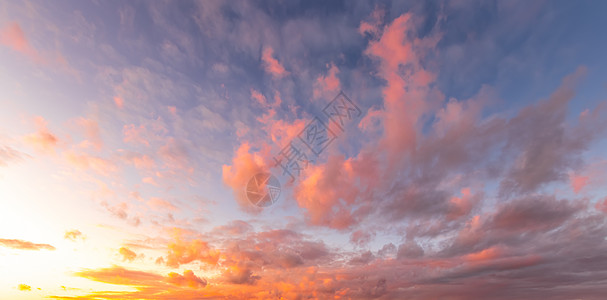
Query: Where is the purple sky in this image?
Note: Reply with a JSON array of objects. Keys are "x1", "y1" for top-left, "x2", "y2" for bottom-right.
[{"x1": 1, "y1": 1, "x2": 607, "y2": 299}]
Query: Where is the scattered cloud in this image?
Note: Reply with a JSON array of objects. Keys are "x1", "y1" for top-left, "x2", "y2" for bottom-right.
[
  {"x1": 0, "y1": 238, "x2": 55, "y2": 251},
  {"x1": 64, "y1": 230, "x2": 84, "y2": 241}
]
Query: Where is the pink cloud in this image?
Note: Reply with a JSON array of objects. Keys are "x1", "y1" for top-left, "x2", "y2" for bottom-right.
[
  {"x1": 261, "y1": 47, "x2": 288, "y2": 78},
  {"x1": 222, "y1": 142, "x2": 271, "y2": 212},
  {"x1": 595, "y1": 197, "x2": 607, "y2": 214},
  {"x1": 114, "y1": 96, "x2": 125, "y2": 109},
  {"x1": 148, "y1": 197, "x2": 178, "y2": 211},
  {"x1": 447, "y1": 188, "x2": 478, "y2": 220},
  {"x1": 294, "y1": 155, "x2": 363, "y2": 229},
  {"x1": 24, "y1": 116, "x2": 60, "y2": 153},
  {"x1": 168, "y1": 105, "x2": 177, "y2": 116},
  {"x1": 0, "y1": 22, "x2": 41, "y2": 62},
  {"x1": 123, "y1": 124, "x2": 151, "y2": 146},
  {"x1": 313, "y1": 63, "x2": 340, "y2": 99},
  {"x1": 65, "y1": 150, "x2": 118, "y2": 176},
  {"x1": 364, "y1": 13, "x2": 440, "y2": 162},
  {"x1": 74, "y1": 117, "x2": 103, "y2": 151},
  {"x1": 569, "y1": 174, "x2": 589, "y2": 193},
  {"x1": 250, "y1": 89, "x2": 267, "y2": 106}
]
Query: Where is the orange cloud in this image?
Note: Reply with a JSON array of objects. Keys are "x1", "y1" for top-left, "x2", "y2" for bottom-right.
[
  {"x1": 119, "y1": 247, "x2": 137, "y2": 262},
  {"x1": 17, "y1": 284, "x2": 31, "y2": 291},
  {"x1": 24, "y1": 116, "x2": 60, "y2": 153},
  {"x1": 464, "y1": 246, "x2": 503, "y2": 262},
  {"x1": 66, "y1": 266, "x2": 213, "y2": 299},
  {"x1": 164, "y1": 238, "x2": 220, "y2": 268},
  {"x1": 167, "y1": 270, "x2": 207, "y2": 288},
  {"x1": 64, "y1": 230, "x2": 84, "y2": 241},
  {"x1": 222, "y1": 142, "x2": 271, "y2": 211},
  {"x1": 75, "y1": 266, "x2": 164, "y2": 286},
  {"x1": 262, "y1": 47, "x2": 288, "y2": 78},
  {"x1": 0, "y1": 238, "x2": 55, "y2": 250}
]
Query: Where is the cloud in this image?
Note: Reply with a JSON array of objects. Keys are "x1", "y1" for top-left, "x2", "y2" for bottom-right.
[
  {"x1": 313, "y1": 63, "x2": 340, "y2": 99},
  {"x1": 73, "y1": 118, "x2": 103, "y2": 151},
  {"x1": 64, "y1": 151, "x2": 118, "y2": 176},
  {"x1": 499, "y1": 66, "x2": 589, "y2": 196},
  {"x1": 167, "y1": 270, "x2": 207, "y2": 288},
  {"x1": 64, "y1": 230, "x2": 84, "y2": 241},
  {"x1": 261, "y1": 47, "x2": 288, "y2": 78},
  {"x1": 120, "y1": 151, "x2": 156, "y2": 170},
  {"x1": 71, "y1": 266, "x2": 212, "y2": 299},
  {"x1": 0, "y1": 238, "x2": 55, "y2": 250},
  {"x1": 164, "y1": 237, "x2": 220, "y2": 268},
  {"x1": 123, "y1": 124, "x2": 151, "y2": 147},
  {"x1": 222, "y1": 266, "x2": 261, "y2": 285},
  {"x1": 397, "y1": 240, "x2": 424, "y2": 259},
  {"x1": 113, "y1": 96, "x2": 124, "y2": 109},
  {"x1": 101, "y1": 201, "x2": 140, "y2": 226},
  {"x1": 222, "y1": 142, "x2": 271, "y2": 212},
  {"x1": 596, "y1": 197, "x2": 607, "y2": 214},
  {"x1": 75, "y1": 266, "x2": 163, "y2": 286},
  {"x1": 0, "y1": 22, "x2": 41, "y2": 62},
  {"x1": 119, "y1": 247, "x2": 138, "y2": 262},
  {"x1": 349, "y1": 229, "x2": 374, "y2": 247},
  {"x1": 17, "y1": 284, "x2": 31, "y2": 291},
  {"x1": 148, "y1": 197, "x2": 178, "y2": 211},
  {"x1": 0, "y1": 145, "x2": 28, "y2": 166},
  {"x1": 23, "y1": 117, "x2": 60, "y2": 153}
]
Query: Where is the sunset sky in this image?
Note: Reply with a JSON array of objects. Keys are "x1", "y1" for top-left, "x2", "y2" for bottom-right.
[{"x1": 1, "y1": 1, "x2": 607, "y2": 299}]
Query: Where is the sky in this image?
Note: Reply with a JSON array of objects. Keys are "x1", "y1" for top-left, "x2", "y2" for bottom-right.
[{"x1": 1, "y1": 0, "x2": 607, "y2": 299}]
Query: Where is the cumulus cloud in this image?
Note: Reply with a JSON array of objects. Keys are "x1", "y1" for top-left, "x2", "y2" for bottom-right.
[
  {"x1": 164, "y1": 237, "x2": 220, "y2": 268},
  {"x1": 167, "y1": 270, "x2": 207, "y2": 288},
  {"x1": 119, "y1": 247, "x2": 138, "y2": 262}
]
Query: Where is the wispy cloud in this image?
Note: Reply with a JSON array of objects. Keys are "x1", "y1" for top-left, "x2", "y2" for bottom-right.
[{"x1": 0, "y1": 239, "x2": 55, "y2": 251}]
